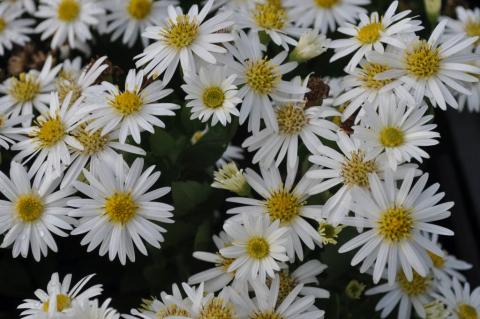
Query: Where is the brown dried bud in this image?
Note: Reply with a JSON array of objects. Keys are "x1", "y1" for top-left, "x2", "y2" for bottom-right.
[
  {"x1": 7, "y1": 44, "x2": 53, "y2": 76},
  {"x1": 305, "y1": 76, "x2": 330, "y2": 107}
]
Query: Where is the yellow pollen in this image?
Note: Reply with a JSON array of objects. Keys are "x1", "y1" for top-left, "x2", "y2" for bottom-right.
[
  {"x1": 35, "y1": 116, "x2": 66, "y2": 148},
  {"x1": 104, "y1": 192, "x2": 138, "y2": 225},
  {"x1": 457, "y1": 304, "x2": 478, "y2": 319},
  {"x1": 276, "y1": 104, "x2": 308, "y2": 135},
  {"x1": 57, "y1": 80, "x2": 82, "y2": 103},
  {"x1": 341, "y1": 151, "x2": 376, "y2": 187},
  {"x1": 254, "y1": 3, "x2": 287, "y2": 30},
  {"x1": 0, "y1": 18, "x2": 6, "y2": 33},
  {"x1": 127, "y1": 0, "x2": 152, "y2": 20},
  {"x1": 156, "y1": 304, "x2": 191, "y2": 319},
  {"x1": 110, "y1": 91, "x2": 143, "y2": 115},
  {"x1": 357, "y1": 21, "x2": 384, "y2": 44},
  {"x1": 405, "y1": 41, "x2": 441, "y2": 79},
  {"x1": 360, "y1": 63, "x2": 393, "y2": 89},
  {"x1": 220, "y1": 256, "x2": 235, "y2": 273},
  {"x1": 377, "y1": 206, "x2": 413, "y2": 242},
  {"x1": 276, "y1": 271, "x2": 297, "y2": 305},
  {"x1": 379, "y1": 126, "x2": 404, "y2": 148},
  {"x1": 397, "y1": 271, "x2": 430, "y2": 296},
  {"x1": 0, "y1": 115, "x2": 6, "y2": 128},
  {"x1": 314, "y1": 0, "x2": 340, "y2": 8},
  {"x1": 161, "y1": 15, "x2": 199, "y2": 50},
  {"x1": 42, "y1": 294, "x2": 72, "y2": 312},
  {"x1": 15, "y1": 193, "x2": 44, "y2": 223},
  {"x1": 202, "y1": 86, "x2": 225, "y2": 109},
  {"x1": 246, "y1": 236, "x2": 270, "y2": 259},
  {"x1": 465, "y1": 20, "x2": 480, "y2": 46},
  {"x1": 57, "y1": 0, "x2": 80, "y2": 22},
  {"x1": 74, "y1": 125, "x2": 108, "y2": 155},
  {"x1": 427, "y1": 251, "x2": 445, "y2": 269},
  {"x1": 199, "y1": 298, "x2": 237, "y2": 319},
  {"x1": 266, "y1": 189, "x2": 303, "y2": 224},
  {"x1": 9, "y1": 73, "x2": 40, "y2": 103},
  {"x1": 245, "y1": 58, "x2": 281, "y2": 95},
  {"x1": 250, "y1": 311, "x2": 283, "y2": 319}
]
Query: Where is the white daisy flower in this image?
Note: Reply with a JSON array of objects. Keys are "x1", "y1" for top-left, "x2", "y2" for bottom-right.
[
  {"x1": 211, "y1": 162, "x2": 250, "y2": 196},
  {"x1": 58, "y1": 57, "x2": 83, "y2": 82},
  {"x1": 69, "y1": 299, "x2": 120, "y2": 319},
  {"x1": 0, "y1": 111, "x2": 31, "y2": 150},
  {"x1": 0, "y1": 4, "x2": 34, "y2": 56},
  {"x1": 353, "y1": 102, "x2": 440, "y2": 170},
  {"x1": 365, "y1": 270, "x2": 435, "y2": 319},
  {"x1": 3, "y1": 0, "x2": 36, "y2": 13},
  {"x1": 69, "y1": 157, "x2": 174, "y2": 265},
  {"x1": 227, "y1": 164, "x2": 322, "y2": 261},
  {"x1": 333, "y1": 59, "x2": 415, "y2": 121},
  {"x1": 230, "y1": 273, "x2": 325, "y2": 319},
  {"x1": 330, "y1": 1, "x2": 423, "y2": 71},
  {"x1": 12, "y1": 92, "x2": 84, "y2": 178},
  {"x1": 135, "y1": 0, "x2": 234, "y2": 84},
  {"x1": 35, "y1": 0, "x2": 105, "y2": 49},
  {"x1": 242, "y1": 102, "x2": 339, "y2": 169},
  {"x1": 339, "y1": 168, "x2": 454, "y2": 284},
  {"x1": 0, "y1": 162, "x2": 76, "y2": 261},
  {"x1": 0, "y1": 56, "x2": 62, "y2": 126},
  {"x1": 220, "y1": 214, "x2": 289, "y2": 282},
  {"x1": 216, "y1": 144, "x2": 244, "y2": 168},
  {"x1": 223, "y1": 30, "x2": 306, "y2": 132},
  {"x1": 434, "y1": 277, "x2": 480, "y2": 319},
  {"x1": 285, "y1": 0, "x2": 370, "y2": 34},
  {"x1": 290, "y1": 29, "x2": 331, "y2": 62},
  {"x1": 443, "y1": 7, "x2": 480, "y2": 48},
  {"x1": 367, "y1": 20, "x2": 480, "y2": 110},
  {"x1": 82, "y1": 69, "x2": 179, "y2": 144},
  {"x1": 18, "y1": 273, "x2": 103, "y2": 318},
  {"x1": 105, "y1": 0, "x2": 178, "y2": 47},
  {"x1": 458, "y1": 47, "x2": 480, "y2": 112},
  {"x1": 182, "y1": 66, "x2": 242, "y2": 126}
]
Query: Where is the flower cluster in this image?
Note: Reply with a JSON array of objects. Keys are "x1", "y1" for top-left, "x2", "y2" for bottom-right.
[{"x1": 0, "y1": 0, "x2": 479, "y2": 318}]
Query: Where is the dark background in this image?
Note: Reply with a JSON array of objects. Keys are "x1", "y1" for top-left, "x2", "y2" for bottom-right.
[{"x1": 0, "y1": 0, "x2": 479, "y2": 318}]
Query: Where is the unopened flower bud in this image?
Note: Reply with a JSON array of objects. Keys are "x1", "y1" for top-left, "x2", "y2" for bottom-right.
[
  {"x1": 290, "y1": 31, "x2": 330, "y2": 63},
  {"x1": 212, "y1": 162, "x2": 251, "y2": 196}
]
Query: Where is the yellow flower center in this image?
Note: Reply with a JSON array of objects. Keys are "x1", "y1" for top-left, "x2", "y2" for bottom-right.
[
  {"x1": 220, "y1": 256, "x2": 235, "y2": 273},
  {"x1": 246, "y1": 236, "x2": 270, "y2": 259},
  {"x1": 379, "y1": 126, "x2": 404, "y2": 148},
  {"x1": 74, "y1": 126, "x2": 108, "y2": 155},
  {"x1": 110, "y1": 91, "x2": 143, "y2": 115},
  {"x1": 156, "y1": 304, "x2": 191, "y2": 319},
  {"x1": 245, "y1": 58, "x2": 281, "y2": 95},
  {"x1": 57, "y1": 80, "x2": 82, "y2": 104},
  {"x1": 250, "y1": 311, "x2": 283, "y2": 319},
  {"x1": 162, "y1": 15, "x2": 199, "y2": 50},
  {"x1": 254, "y1": 3, "x2": 287, "y2": 30},
  {"x1": 276, "y1": 272, "x2": 297, "y2": 305},
  {"x1": 202, "y1": 86, "x2": 225, "y2": 109},
  {"x1": 276, "y1": 104, "x2": 308, "y2": 135},
  {"x1": 457, "y1": 304, "x2": 478, "y2": 319},
  {"x1": 42, "y1": 294, "x2": 72, "y2": 312},
  {"x1": 427, "y1": 251, "x2": 445, "y2": 269},
  {"x1": 0, "y1": 115, "x2": 6, "y2": 128},
  {"x1": 199, "y1": 298, "x2": 237, "y2": 319},
  {"x1": 10, "y1": 73, "x2": 40, "y2": 103},
  {"x1": 357, "y1": 22, "x2": 383, "y2": 44},
  {"x1": 314, "y1": 0, "x2": 339, "y2": 8},
  {"x1": 466, "y1": 20, "x2": 480, "y2": 37},
  {"x1": 15, "y1": 193, "x2": 44, "y2": 223},
  {"x1": 405, "y1": 41, "x2": 441, "y2": 79},
  {"x1": 341, "y1": 151, "x2": 376, "y2": 187},
  {"x1": 360, "y1": 63, "x2": 393, "y2": 89},
  {"x1": 377, "y1": 206, "x2": 414, "y2": 242},
  {"x1": 127, "y1": 0, "x2": 152, "y2": 20},
  {"x1": 0, "y1": 18, "x2": 6, "y2": 33},
  {"x1": 397, "y1": 271, "x2": 430, "y2": 296},
  {"x1": 104, "y1": 192, "x2": 138, "y2": 225},
  {"x1": 35, "y1": 116, "x2": 66, "y2": 148},
  {"x1": 266, "y1": 189, "x2": 303, "y2": 224},
  {"x1": 57, "y1": 0, "x2": 80, "y2": 22}
]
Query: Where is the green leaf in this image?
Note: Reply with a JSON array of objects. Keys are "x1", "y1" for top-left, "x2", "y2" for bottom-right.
[
  {"x1": 171, "y1": 181, "x2": 212, "y2": 215},
  {"x1": 149, "y1": 128, "x2": 177, "y2": 157}
]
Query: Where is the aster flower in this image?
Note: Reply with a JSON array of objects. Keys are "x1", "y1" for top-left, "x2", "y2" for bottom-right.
[
  {"x1": 69, "y1": 157, "x2": 174, "y2": 265},
  {"x1": 182, "y1": 66, "x2": 241, "y2": 126},
  {"x1": 211, "y1": 162, "x2": 250, "y2": 196},
  {"x1": 105, "y1": 0, "x2": 178, "y2": 47},
  {"x1": 0, "y1": 4, "x2": 34, "y2": 56},
  {"x1": 82, "y1": 69, "x2": 179, "y2": 144},
  {"x1": 69, "y1": 299, "x2": 120, "y2": 319},
  {"x1": 290, "y1": 29, "x2": 331, "y2": 62},
  {"x1": 443, "y1": 7, "x2": 480, "y2": 48},
  {"x1": 0, "y1": 56, "x2": 62, "y2": 126},
  {"x1": 0, "y1": 111, "x2": 31, "y2": 150},
  {"x1": 216, "y1": 144, "x2": 244, "y2": 168},
  {"x1": 35, "y1": 0, "x2": 105, "y2": 49},
  {"x1": 223, "y1": 31, "x2": 306, "y2": 132},
  {"x1": 0, "y1": 162, "x2": 76, "y2": 261},
  {"x1": 18, "y1": 273, "x2": 103, "y2": 318},
  {"x1": 367, "y1": 20, "x2": 480, "y2": 110},
  {"x1": 227, "y1": 164, "x2": 323, "y2": 260},
  {"x1": 3, "y1": 0, "x2": 36, "y2": 13},
  {"x1": 135, "y1": 0, "x2": 234, "y2": 84},
  {"x1": 330, "y1": 1, "x2": 423, "y2": 71},
  {"x1": 339, "y1": 168, "x2": 454, "y2": 284},
  {"x1": 434, "y1": 278, "x2": 480, "y2": 319},
  {"x1": 220, "y1": 214, "x2": 289, "y2": 282},
  {"x1": 353, "y1": 102, "x2": 440, "y2": 170}
]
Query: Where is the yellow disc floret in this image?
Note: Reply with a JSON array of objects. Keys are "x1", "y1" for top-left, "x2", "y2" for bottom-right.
[
  {"x1": 162, "y1": 15, "x2": 199, "y2": 50},
  {"x1": 266, "y1": 189, "x2": 303, "y2": 224},
  {"x1": 74, "y1": 125, "x2": 108, "y2": 155},
  {"x1": 276, "y1": 103, "x2": 308, "y2": 135},
  {"x1": 457, "y1": 303, "x2": 478, "y2": 319},
  {"x1": 250, "y1": 311, "x2": 283, "y2": 319},
  {"x1": 246, "y1": 236, "x2": 270, "y2": 259},
  {"x1": 427, "y1": 251, "x2": 445, "y2": 269},
  {"x1": 0, "y1": 18, "x2": 7, "y2": 33},
  {"x1": 42, "y1": 294, "x2": 72, "y2": 312},
  {"x1": 15, "y1": 193, "x2": 44, "y2": 223},
  {"x1": 405, "y1": 40, "x2": 441, "y2": 79},
  {"x1": 377, "y1": 206, "x2": 414, "y2": 242},
  {"x1": 397, "y1": 271, "x2": 430, "y2": 296},
  {"x1": 35, "y1": 116, "x2": 66, "y2": 148},
  {"x1": 254, "y1": 3, "x2": 287, "y2": 30},
  {"x1": 10, "y1": 73, "x2": 40, "y2": 103},
  {"x1": 360, "y1": 63, "x2": 393, "y2": 90},
  {"x1": 245, "y1": 58, "x2": 281, "y2": 95},
  {"x1": 199, "y1": 297, "x2": 237, "y2": 319},
  {"x1": 379, "y1": 126, "x2": 405, "y2": 148},
  {"x1": 110, "y1": 91, "x2": 143, "y2": 115},
  {"x1": 156, "y1": 304, "x2": 191, "y2": 319},
  {"x1": 341, "y1": 151, "x2": 376, "y2": 187},
  {"x1": 314, "y1": 0, "x2": 340, "y2": 8},
  {"x1": 104, "y1": 192, "x2": 138, "y2": 225},
  {"x1": 202, "y1": 86, "x2": 225, "y2": 109},
  {"x1": 127, "y1": 0, "x2": 152, "y2": 20},
  {"x1": 357, "y1": 22, "x2": 384, "y2": 44},
  {"x1": 57, "y1": 0, "x2": 80, "y2": 22}
]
